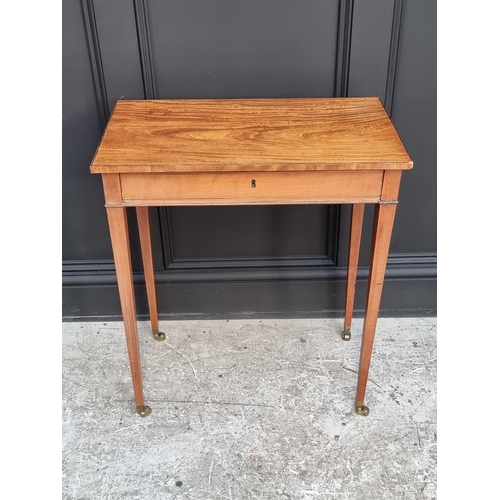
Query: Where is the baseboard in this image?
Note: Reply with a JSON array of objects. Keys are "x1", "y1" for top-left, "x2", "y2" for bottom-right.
[{"x1": 62, "y1": 253, "x2": 436, "y2": 320}]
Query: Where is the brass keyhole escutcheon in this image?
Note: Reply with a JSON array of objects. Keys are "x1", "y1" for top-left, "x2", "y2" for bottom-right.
[{"x1": 251, "y1": 179, "x2": 256, "y2": 188}]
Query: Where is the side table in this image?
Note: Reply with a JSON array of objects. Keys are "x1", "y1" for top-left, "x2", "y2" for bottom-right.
[{"x1": 90, "y1": 98, "x2": 413, "y2": 417}]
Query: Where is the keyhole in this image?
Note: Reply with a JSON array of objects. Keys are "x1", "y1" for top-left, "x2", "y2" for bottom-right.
[{"x1": 251, "y1": 179, "x2": 256, "y2": 188}]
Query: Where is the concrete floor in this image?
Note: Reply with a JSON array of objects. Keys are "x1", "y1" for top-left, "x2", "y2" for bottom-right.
[{"x1": 62, "y1": 317, "x2": 436, "y2": 500}]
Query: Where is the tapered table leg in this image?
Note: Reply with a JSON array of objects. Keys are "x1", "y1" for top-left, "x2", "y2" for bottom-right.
[
  {"x1": 342, "y1": 204, "x2": 365, "y2": 341},
  {"x1": 356, "y1": 203, "x2": 397, "y2": 416},
  {"x1": 106, "y1": 207, "x2": 151, "y2": 417},
  {"x1": 136, "y1": 207, "x2": 165, "y2": 341}
]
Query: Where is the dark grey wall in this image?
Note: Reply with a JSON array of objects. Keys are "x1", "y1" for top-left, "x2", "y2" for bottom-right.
[{"x1": 63, "y1": 0, "x2": 436, "y2": 320}]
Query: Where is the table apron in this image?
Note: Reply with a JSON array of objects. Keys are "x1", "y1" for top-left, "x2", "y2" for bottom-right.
[{"x1": 116, "y1": 171, "x2": 384, "y2": 206}]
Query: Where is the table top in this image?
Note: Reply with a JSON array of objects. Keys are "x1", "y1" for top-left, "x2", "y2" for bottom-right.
[{"x1": 90, "y1": 98, "x2": 412, "y2": 174}]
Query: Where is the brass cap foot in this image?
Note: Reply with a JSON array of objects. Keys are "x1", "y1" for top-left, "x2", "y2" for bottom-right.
[
  {"x1": 137, "y1": 405, "x2": 152, "y2": 417},
  {"x1": 342, "y1": 325, "x2": 351, "y2": 341},
  {"x1": 153, "y1": 329, "x2": 166, "y2": 341},
  {"x1": 356, "y1": 402, "x2": 369, "y2": 416},
  {"x1": 341, "y1": 330, "x2": 351, "y2": 341}
]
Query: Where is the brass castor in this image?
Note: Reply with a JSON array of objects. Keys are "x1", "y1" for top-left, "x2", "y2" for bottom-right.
[
  {"x1": 342, "y1": 326, "x2": 351, "y2": 341},
  {"x1": 341, "y1": 330, "x2": 351, "y2": 341},
  {"x1": 153, "y1": 329, "x2": 166, "y2": 341},
  {"x1": 356, "y1": 402, "x2": 370, "y2": 416},
  {"x1": 137, "y1": 405, "x2": 152, "y2": 417}
]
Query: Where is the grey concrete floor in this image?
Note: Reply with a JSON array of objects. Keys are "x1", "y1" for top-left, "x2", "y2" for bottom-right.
[{"x1": 62, "y1": 318, "x2": 436, "y2": 500}]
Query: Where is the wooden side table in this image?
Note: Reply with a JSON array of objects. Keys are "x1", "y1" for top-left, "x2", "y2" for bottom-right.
[{"x1": 90, "y1": 98, "x2": 413, "y2": 417}]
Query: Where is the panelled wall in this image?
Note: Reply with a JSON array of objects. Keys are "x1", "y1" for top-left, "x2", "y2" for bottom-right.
[{"x1": 62, "y1": 0, "x2": 436, "y2": 319}]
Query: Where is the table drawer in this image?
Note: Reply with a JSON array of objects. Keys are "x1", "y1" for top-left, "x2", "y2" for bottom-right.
[{"x1": 120, "y1": 171, "x2": 383, "y2": 206}]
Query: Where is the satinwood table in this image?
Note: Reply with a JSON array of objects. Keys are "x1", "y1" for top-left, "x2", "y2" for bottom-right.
[{"x1": 90, "y1": 98, "x2": 413, "y2": 417}]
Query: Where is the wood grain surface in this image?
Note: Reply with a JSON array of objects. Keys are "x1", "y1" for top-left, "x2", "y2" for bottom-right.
[
  {"x1": 136, "y1": 207, "x2": 159, "y2": 333},
  {"x1": 119, "y1": 171, "x2": 383, "y2": 206},
  {"x1": 356, "y1": 203, "x2": 398, "y2": 404},
  {"x1": 90, "y1": 98, "x2": 413, "y2": 174},
  {"x1": 344, "y1": 204, "x2": 365, "y2": 329},
  {"x1": 105, "y1": 207, "x2": 145, "y2": 407}
]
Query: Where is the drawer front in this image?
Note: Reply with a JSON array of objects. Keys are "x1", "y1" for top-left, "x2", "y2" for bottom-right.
[{"x1": 120, "y1": 171, "x2": 383, "y2": 206}]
